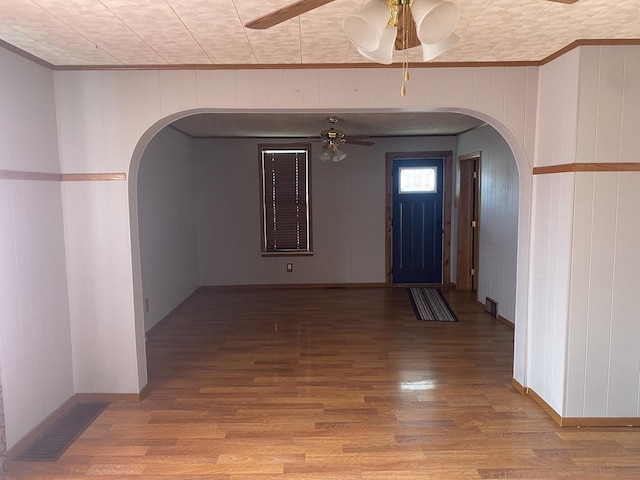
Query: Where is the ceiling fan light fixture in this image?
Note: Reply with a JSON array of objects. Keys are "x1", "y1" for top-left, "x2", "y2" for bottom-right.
[
  {"x1": 332, "y1": 148, "x2": 347, "y2": 162},
  {"x1": 343, "y1": 0, "x2": 391, "y2": 51},
  {"x1": 421, "y1": 32, "x2": 459, "y2": 61},
  {"x1": 411, "y1": 0, "x2": 460, "y2": 45},
  {"x1": 318, "y1": 142, "x2": 347, "y2": 162},
  {"x1": 357, "y1": 25, "x2": 397, "y2": 65}
]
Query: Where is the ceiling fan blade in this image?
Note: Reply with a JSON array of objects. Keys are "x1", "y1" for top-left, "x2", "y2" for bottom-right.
[
  {"x1": 345, "y1": 139, "x2": 375, "y2": 146},
  {"x1": 394, "y1": 6, "x2": 420, "y2": 50},
  {"x1": 245, "y1": 0, "x2": 335, "y2": 29},
  {"x1": 545, "y1": 0, "x2": 579, "y2": 4}
]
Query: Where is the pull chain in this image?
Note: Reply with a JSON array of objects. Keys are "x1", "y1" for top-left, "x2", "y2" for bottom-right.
[{"x1": 401, "y1": 0, "x2": 410, "y2": 96}]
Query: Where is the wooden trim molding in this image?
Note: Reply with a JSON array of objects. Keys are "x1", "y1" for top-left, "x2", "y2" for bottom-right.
[
  {"x1": 458, "y1": 151, "x2": 482, "y2": 162},
  {"x1": 61, "y1": 173, "x2": 126, "y2": 181},
  {"x1": 0, "y1": 170, "x2": 61, "y2": 181},
  {"x1": 4, "y1": 34, "x2": 640, "y2": 72},
  {"x1": 561, "y1": 417, "x2": 640, "y2": 427},
  {"x1": 0, "y1": 170, "x2": 126, "y2": 182},
  {"x1": 497, "y1": 314, "x2": 514, "y2": 329},
  {"x1": 45, "y1": 40, "x2": 640, "y2": 72},
  {"x1": 511, "y1": 380, "x2": 640, "y2": 427},
  {"x1": 539, "y1": 39, "x2": 640, "y2": 65},
  {"x1": 533, "y1": 163, "x2": 640, "y2": 175},
  {"x1": 511, "y1": 378, "x2": 526, "y2": 395},
  {"x1": 526, "y1": 387, "x2": 563, "y2": 426}
]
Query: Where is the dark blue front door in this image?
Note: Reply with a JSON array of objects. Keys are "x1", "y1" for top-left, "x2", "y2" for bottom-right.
[{"x1": 392, "y1": 158, "x2": 444, "y2": 284}]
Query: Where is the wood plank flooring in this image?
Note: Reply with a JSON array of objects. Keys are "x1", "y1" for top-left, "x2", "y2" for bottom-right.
[{"x1": 9, "y1": 287, "x2": 640, "y2": 479}]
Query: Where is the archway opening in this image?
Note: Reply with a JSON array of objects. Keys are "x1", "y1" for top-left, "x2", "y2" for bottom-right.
[{"x1": 128, "y1": 108, "x2": 532, "y2": 391}]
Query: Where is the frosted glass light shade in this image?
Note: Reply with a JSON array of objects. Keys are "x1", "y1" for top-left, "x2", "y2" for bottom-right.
[
  {"x1": 357, "y1": 25, "x2": 397, "y2": 65},
  {"x1": 343, "y1": 0, "x2": 391, "y2": 51},
  {"x1": 411, "y1": 0, "x2": 459, "y2": 45},
  {"x1": 318, "y1": 147, "x2": 332, "y2": 161},
  {"x1": 319, "y1": 144, "x2": 347, "y2": 162},
  {"x1": 333, "y1": 149, "x2": 347, "y2": 162},
  {"x1": 421, "y1": 33, "x2": 459, "y2": 61}
]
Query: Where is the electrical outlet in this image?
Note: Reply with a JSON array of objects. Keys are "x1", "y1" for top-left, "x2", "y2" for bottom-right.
[
  {"x1": 286, "y1": 263, "x2": 293, "y2": 272},
  {"x1": 144, "y1": 298, "x2": 150, "y2": 312}
]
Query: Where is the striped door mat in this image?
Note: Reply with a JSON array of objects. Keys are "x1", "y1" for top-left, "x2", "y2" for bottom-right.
[{"x1": 408, "y1": 288, "x2": 458, "y2": 322}]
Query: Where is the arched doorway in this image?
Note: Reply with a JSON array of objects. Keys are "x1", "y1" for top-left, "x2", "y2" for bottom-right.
[{"x1": 128, "y1": 108, "x2": 532, "y2": 392}]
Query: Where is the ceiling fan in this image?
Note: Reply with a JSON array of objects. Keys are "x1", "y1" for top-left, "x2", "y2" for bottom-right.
[
  {"x1": 246, "y1": 0, "x2": 419, "y2": 50},
  {"x1": 245, "y1": 0, "x2": 580, "y2": 53},
  {"x1": 316, "y1": 116, "x2": 375, "y2": 162},
  {"x1": 320, "y1": 116, "x2": 375, "y2": 145}
]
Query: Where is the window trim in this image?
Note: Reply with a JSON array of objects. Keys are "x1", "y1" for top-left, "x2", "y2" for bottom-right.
[{"x1": 259, "y1": 144, "x2": 313, "y2": 256}]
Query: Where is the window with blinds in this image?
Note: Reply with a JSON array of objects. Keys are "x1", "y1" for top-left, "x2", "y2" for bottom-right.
[{"x1": 260, "y1": 147, "x2": 312, "y2": 255}]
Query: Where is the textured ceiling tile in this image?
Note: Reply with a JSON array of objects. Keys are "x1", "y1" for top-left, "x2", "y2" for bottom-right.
[
  {"x1": 0, "y1": 1, "x2": 120, "y2": 64},
  {"x1": 33, "y1": 0, "x2": 164, "y2": 64},
  {"x1": 101, "y1": 0, "x2": 211, "y2": 64},
  {"x1": 245, "y1": 21, "x2": 302, "y2": 64},
  {"x1": 0, "y1": 0, "x2": 639, "y2": 66},
  {"x1": 300, "y1": 1, "x2": 356, "y2": 63},
  {"x1": 170, "y1": 0, "x2": 256, "y2": 64},
  {"x1": 0, "y1": 20, "x2": 72, "y2": 64}
]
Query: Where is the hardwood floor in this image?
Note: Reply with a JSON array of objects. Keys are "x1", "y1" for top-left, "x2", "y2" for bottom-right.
[{"x1": 9, "y1": 287, "x2": 640, "y2": 479}]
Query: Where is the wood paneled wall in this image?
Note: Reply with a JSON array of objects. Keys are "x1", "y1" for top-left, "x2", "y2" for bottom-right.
[
  {"x1": 456, "y1": 125, "x2": 519, "y2": 324},
  {"x1": 0, "y1": 48, "x2": 75, "y2": 450},
  {"x1": 533, "y1": 45, "x2": 640, "y2": 419}
]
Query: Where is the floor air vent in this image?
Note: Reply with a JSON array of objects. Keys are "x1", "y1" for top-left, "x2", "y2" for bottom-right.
[
  {"x1": 485, "y1": 297, "x2": 498, "y2": 317},
  {"x1": 17, "y1": 402, "x2": 109, "y2": 462}
]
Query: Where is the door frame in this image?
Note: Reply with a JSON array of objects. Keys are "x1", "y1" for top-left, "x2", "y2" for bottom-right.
[
  {"x1": 385, "y1": 151, "x2": 453, "y2": 285},
  {"x1": 456, "y1": 152, "x2": 482, "y2": 291}
]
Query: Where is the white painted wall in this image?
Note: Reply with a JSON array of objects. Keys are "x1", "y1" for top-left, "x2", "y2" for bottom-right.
[
  {"x1": 138, "y1": 127, "x2": 199, "y2": 332},
  {"x1": 528, "y1": 49, "x2": 581, "y2": 408},
  {"x1": 531, "y1": 45, "x2": 640, "y2": 418},
  {"x1": 194, "y1": 135, "x2": 456, "y2": 286},
  {"x1": 564, "y1": 46, "x2": 640, "y2": 418},
  {"x1": 576, "y1": 46, "x2": 640, "y2": 165},
  {"x1": 527, "y1": 48, "x2": 582, "y2": 415},
  {"x1": 567, "y1": 172, "x2": 640, "y2": 418},
  {"x1": 529, "y1": 172, "x2": 574, "y2": 414},
  {"x1": 534, "y1": 49, "x2": 580, "y2": 169},
  {"x1": 456, "y1": 125, "x2": 519, "y2": 323},
  {"x1": 0, "y1": 49, "x2": 74, "y2": 448},
  {"x1": 50, "y1": 66, "x2": 535, "y2": 405}
]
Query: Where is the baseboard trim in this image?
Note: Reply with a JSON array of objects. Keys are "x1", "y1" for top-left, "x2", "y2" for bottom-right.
[
  {"x1": 7, "y1": 391, "x2": 146, "y2": 460},
  {"x1": 560, "y1": 417, "x2": 640, "y2": 427},
  {"x1": 526, "y1": 387, "x2": 563, "y2": 426},
  {"x1": 511, "y1": 379, "x2": 640, "y2": 427},
  {"x1": 476, "y1": 300, "x2": 514, "y2": 328},
  {"x1": 199, "y1": 283, "x2": 387, "y2": 290},
  {"x1": 74, "y1": 392, "x2": 143, "y2": 403},
  {"x1": 511, "y1": 378, "x2": 526, "y2": 395},
  {"x1": 496, "y1": 314, "x2": 514, "y2": 329}
]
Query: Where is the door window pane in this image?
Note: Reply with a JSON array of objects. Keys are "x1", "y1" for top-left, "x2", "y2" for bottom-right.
[{"x1": 399, "y1": 166, "x2": 437, "y2": 193}]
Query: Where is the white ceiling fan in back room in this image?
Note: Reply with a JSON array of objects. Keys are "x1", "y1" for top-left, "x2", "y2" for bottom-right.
[{"x1": 245, "y1": 0, "x2": 580, "y2": 94}]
